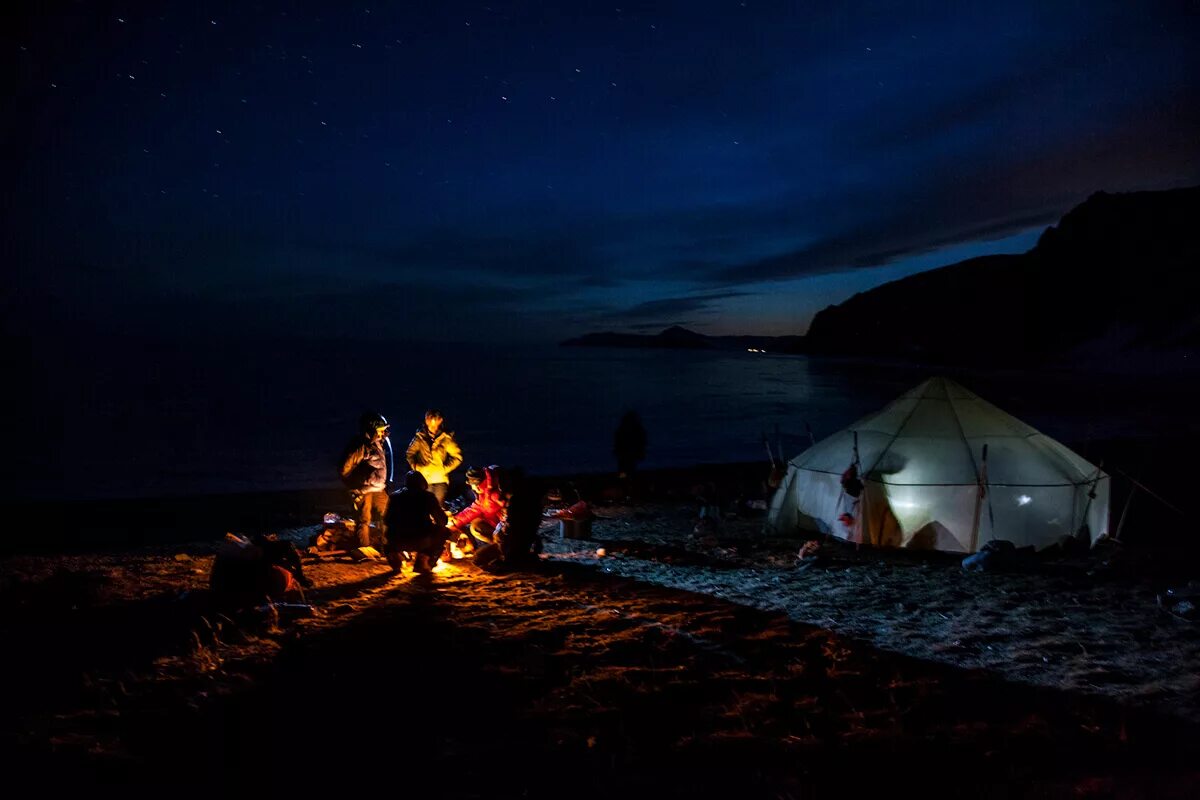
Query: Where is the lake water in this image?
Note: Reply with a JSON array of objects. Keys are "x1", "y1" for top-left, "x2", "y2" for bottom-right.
[{"x1": 7, "y1": 337, "x2": 1190, "y2": 501}]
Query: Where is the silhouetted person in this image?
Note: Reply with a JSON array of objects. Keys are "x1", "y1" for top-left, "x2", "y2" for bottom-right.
[
  {"x1": 613, "y1": 410, "x2": 647, "y2": 479},
  {"x1": 383, "y1": 471, "x2": 451, "y2": 574},
  {"x1": 340, "y1": 412, "x2": 394, "y2": 548}
]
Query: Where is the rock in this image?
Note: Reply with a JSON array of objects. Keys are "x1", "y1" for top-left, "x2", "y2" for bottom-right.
[{"x1": 1174, "y1": 600, "x2": 1197, "y2": 619}]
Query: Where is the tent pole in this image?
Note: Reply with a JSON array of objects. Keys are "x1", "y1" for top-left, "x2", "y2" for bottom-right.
[
  {"x1": 1109, "y1": 465, "x2": 1183, "y2": 518},
  {"x1": 1075, "y1": 460, "x2": 1105, "y2": 540},
  {"x1": 1113, "y1": 485, "x2": 1136, "y2": 543},
  {"x1": 853, "y1": 431, "x2": 864, "y2": 546},
  {"x1": 969, "y1": 444, "x2": 988, "y2": 553}
]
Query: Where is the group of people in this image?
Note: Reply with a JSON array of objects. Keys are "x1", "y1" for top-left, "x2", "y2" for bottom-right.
[{"x1": 339, "y1": 408, "x2": 539, "y2": 574}]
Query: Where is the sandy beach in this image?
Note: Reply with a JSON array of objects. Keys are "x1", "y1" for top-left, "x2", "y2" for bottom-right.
[{"x1": 2, "y1": 460, "x2": 1198, "y2": 796}]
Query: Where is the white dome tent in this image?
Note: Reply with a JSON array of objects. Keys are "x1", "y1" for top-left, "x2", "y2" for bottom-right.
[{"x1": 765, "y1": 377, "x2": 1109, "y2": 553}]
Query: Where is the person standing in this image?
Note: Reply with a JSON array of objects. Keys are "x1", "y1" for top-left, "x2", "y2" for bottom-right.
[
  {"x1": 340, "y1": 412, "x2": 394, "y2": 548},
  {"x1": 613, "y1": 410, "x2": 647, "y2": 479},
  {"x1": 405, "y1": 409, "x2": 463, "y2": 509}
]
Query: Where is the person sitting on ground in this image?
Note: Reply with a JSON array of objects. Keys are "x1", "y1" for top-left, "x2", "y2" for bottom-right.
[
  {"x1": 383, "y1": 471, "x2": 451, "y2": 574},
  {"x1": 406, "y1": 409, "x2": 463, "y2": 510},
  {"x1": 447, "y1": 465, "x2": 506, "y2": 554},
  {"x1": 474, "y1": 467, "x2": 545, "y2": 571}
]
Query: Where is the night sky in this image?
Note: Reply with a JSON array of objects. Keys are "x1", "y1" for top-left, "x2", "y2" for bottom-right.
[{"x1": 7, "y1": 1, "x2": 1199, "y2": 345}]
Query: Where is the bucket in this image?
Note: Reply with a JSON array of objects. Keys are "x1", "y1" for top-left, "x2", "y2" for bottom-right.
[{"x1": 560, "y1": 518, "x2": 593, "y2": 540}]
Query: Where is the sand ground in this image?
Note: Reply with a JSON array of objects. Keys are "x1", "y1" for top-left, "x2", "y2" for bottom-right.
[{"x1": 1, "y1": 505, "x2": 1198, "y2": 797}]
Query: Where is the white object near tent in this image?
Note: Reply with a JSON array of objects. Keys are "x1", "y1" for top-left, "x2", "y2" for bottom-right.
[{"x1": 765, "y1": 377, "x2": 1109, "y2": 553}]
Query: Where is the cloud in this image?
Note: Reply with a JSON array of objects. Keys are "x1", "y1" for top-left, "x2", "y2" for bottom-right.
[
  {"x1": 708, "y1": 209, "x2": 1058, "y2": 285},
  {"x1": 610, "y1": 292, "x2": 749, "y2": 320}
]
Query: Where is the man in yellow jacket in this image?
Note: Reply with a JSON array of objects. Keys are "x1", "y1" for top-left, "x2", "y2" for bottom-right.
[{"x1": 405, "y1": 409, "x2": 463, "y2": 509}]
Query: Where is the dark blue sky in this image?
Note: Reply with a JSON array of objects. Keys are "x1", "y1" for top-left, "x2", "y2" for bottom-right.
[{"x1": 7, "y1": 1, "x2": 1199, "y2": 344}]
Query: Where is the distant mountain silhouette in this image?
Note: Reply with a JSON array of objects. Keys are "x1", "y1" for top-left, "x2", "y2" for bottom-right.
[
  {"x1": 805, "y1": 185, "x2": 1200, "y2": 366},
  {"x1": 561, "y1": 325, "x2": 806, "y2": 352}
]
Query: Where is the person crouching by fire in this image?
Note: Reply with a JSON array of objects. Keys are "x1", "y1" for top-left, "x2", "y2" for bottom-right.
[
  {"x1": 406, "y1": 409, "x2": 463, "y2": 510},
  {"x1": 473, "y1": 467, "x2": 545, "y2": 571},
  {"x1": 383, "y1": 471, "x2": 452, "y2": 574},
  {"x1": 447, "y1": 465, "x2": 506, "y2": 554},
  {"x1": 340, "y1": 412, "x2": 394, "y2": 548}
]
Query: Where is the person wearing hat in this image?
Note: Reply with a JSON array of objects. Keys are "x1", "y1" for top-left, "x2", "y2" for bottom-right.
[
  {"x1": 447, "y1": 465, "x2": 506, "y2": 553},
  {"x1": 405, "y1": 409, "x2": 463, "y2": 510},
  {"x1": 340, "y1": 411, "x2": 394, "y2": 548}
]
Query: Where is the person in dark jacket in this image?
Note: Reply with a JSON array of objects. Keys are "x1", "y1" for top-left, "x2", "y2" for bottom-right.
[
  {"x1": 340, "y1": 412, "x2": 394, "y2": 548},
  {"x1": 383, "y1": 471, "x2": 451, "y2": 574},
  {"x1": 405, "y1": 409, "x2": 463, "y2": 509},
  {"x1": 474, "y1": 467, "x2": 544, "y2": 571},
  {"x1": 613, "y1": 410, "x2": 647, "y2": 479}
]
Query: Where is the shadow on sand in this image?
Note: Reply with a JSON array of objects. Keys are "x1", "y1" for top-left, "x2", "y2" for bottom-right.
[{"x1": 8, "y1": 559, "x2": 1200, "y2": 797}]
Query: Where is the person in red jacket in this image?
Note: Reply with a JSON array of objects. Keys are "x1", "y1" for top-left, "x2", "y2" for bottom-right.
[{"x1": 447, "y1": 466, "x2": 506, "y2": 552}]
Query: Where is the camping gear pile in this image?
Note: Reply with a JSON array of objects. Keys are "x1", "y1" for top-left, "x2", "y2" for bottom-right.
[
  {"x1": 210, "y1": 532, "x2": 309, "y2": 611},
  {"x1": 552, "y1": 501, "x2": 593, "y2": 540},
  {"x1": 309, "y1": 513, "x2": 384, "y2": 557},
  {"x1": 1158, "y1": 582, "x2": 1199, "y2": 621}
]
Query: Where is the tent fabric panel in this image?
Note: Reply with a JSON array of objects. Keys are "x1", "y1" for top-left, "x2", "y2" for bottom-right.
[
  {"x1": 949, "y1": 394, "x2": 1040, "y2": 439},
  {"x1": 792, "y1": 430, "x2": 894, "y2": 473},
  {"x1": 893, "y1": 397, "x2": 975, "y2": 439},
  {"x1": 978, "y1": 484, "x2": 1078, "y2": 549},
  {"x1": 866, "y1": 436, "x2": 980, "y2": 485},
  {"x1": 765, "y1": 468, "x2": 845, "y2": 537},
  {"x1": 850, "y1": 397, "x2": 921, "y2": 436},
  {"x1": 965, "y1": 437, "x2": 1087, "y2": 486},
  {"x1": 1028, "y1": 435, "x2": 1107, "y2": 485},
  {"x1": 789, "y1": 470, "x2": 846, "y2": 536},
  {"x1": 863, "y1": 482, "x2": 979, "y2": 552}
]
